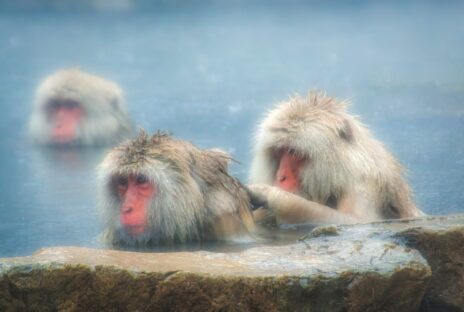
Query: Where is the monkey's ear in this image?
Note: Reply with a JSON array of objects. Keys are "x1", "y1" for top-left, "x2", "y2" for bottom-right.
[{"x1": 339, "y1": 119, "x2": 353, "y2": 142}]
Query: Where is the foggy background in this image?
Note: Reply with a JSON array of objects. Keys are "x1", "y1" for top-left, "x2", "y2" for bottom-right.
[{"x1": 0, "y1": 0, "x2": 463, "y2": 257}]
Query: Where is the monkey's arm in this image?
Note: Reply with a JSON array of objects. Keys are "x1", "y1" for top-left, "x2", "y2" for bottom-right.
[{"x1": 248, "y1": 184, "x2": 361, "y2": 225}]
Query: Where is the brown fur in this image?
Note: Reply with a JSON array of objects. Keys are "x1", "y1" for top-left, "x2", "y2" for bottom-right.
[
  {"x1": 249, "y1": 91, "x2": 424, "y2": 224},
  {"x1": 98, "y1": 130, "x2": 255, "y2": 246}
]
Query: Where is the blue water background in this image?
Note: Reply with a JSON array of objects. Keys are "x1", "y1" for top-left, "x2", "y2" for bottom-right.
[{"x1": 0, "y1": 1, "x2": 463, "y2": 257}]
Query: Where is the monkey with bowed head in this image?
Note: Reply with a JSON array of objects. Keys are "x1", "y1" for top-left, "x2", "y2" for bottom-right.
[
  {"x1": 29, "y1": 68, "x2": 132, "y2": 146},
  {"x1": 98, "y1": 130, "x2": 255, "y2": 247},
  {"x1": 248, "y1": 91, "x2": 424, "y2": 225}
]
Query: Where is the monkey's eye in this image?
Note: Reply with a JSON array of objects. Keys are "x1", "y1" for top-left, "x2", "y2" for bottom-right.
[
  {"x1": 288, "y1": 148, "x2": 297, "y2": 155},
  {"x1": 47, "y1": 100, "x2": 60, "y2": 112},
  {"x1": 63, "y1": 100, "x2": 80, "y2": 110},
  {"x1": 136, "y1": 174, "x2": 149, "y2": 185},
  {"x1": 116, "y1": 176, "x2": 128, "y2": 187}
]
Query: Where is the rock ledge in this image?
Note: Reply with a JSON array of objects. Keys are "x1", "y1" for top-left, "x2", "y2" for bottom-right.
[{"x1": 1, "y1": 214, "x2": 463, "y2": 312}]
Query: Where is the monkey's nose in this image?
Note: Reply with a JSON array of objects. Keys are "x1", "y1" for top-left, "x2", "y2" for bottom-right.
[{"x1": 122, "y1": 206, "x2": 133, "y2": 214}]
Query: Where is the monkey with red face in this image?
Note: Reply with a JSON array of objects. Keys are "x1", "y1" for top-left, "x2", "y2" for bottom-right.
[
  {"x1": 98, "y1": 130, "x2": 255, "y2": 247},
  {"x1": 248, "y1": 91, "x2": 424, "y2": 225},
  {"x1": 29, "y1": 68, "x2": 132, "y2": 146}
]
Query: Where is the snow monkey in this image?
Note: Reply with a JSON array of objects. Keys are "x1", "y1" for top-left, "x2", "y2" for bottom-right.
[
  {"x1": 29, "y1": 68, "x2": 132, "y2": 146},
  {"x1": 248, "y1": 91, "x2": 424, "y2": 225},
  {"x1": 98, "y1": 130, "x2": 255, "y2": 246}
]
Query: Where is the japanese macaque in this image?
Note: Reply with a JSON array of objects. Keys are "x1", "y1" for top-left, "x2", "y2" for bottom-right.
[
  {"x1": 29, "y1": 68, "x2": 132, "y2": 146},
  {"x1": 98, "y1": 130, "x2": 255, "y2": 246},
  {"x1": 248, "y1": 91, "x2": 424, "y2": 225}
]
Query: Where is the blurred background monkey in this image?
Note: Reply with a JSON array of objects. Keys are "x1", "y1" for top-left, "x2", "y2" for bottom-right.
[
  {"x1": 248, "y1": 91, "x2": 424, "y2": 225},
  {"x1": 29, "y1": 68, "x2": 132, "y2": 146},
  {"x1": 98, "y1": 130, "x2": 255, "y2": 247}
]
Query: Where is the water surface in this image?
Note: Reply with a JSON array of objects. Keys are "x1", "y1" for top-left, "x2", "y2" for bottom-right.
[{"x1": 0, "y1": 1, "x2": 463, "y2": 257}]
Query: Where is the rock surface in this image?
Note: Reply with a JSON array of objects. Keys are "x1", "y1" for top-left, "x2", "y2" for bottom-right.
[
  {"x1": 396, "y1": 216, "x2": 464, "y2": 311},
  {"x1": 0, "y1": 214, "x2": 463, "y2": 312}
]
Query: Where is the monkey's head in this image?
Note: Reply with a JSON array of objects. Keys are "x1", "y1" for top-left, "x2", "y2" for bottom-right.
[
  {"x1": 98, "y1": 130, "x2": 253, "y2": 246},
  {"x1": 250, "y1": 91, "x2": 365, "y2": 204},
  {"x1": 29, "y1": 68, "x2": 132, "y2": 146}
]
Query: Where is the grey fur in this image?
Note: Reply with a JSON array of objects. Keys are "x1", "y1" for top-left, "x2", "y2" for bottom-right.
[
  {"x1": 29, "y1": 68, "x2": 132, "y2": 145},
  {"x1": 98, "y1": 131, "x2": 255, "y2": 246},
  {"x1": 249, "y1": 91, "x2": 424, "y2": 221}
]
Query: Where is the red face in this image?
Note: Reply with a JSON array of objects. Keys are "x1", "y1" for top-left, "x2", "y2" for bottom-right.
[
  {"x1": 273, "y1": 148, "x2": 306, "y2": 194},
  {"x1": 47, "y1": 99, "x2": 84, "y2": 144},
  {"x1": 115, "y1": 174, "x2": 156, "y2": 236}
]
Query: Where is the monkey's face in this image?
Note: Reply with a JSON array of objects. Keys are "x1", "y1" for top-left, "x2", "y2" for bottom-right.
[
  {"x1": 113, "y1": 173, "x2": 156, "y2": 237},
  {"x1": 46, "y1": 99, "x2": 84, "y2": 144},
  {"x1": 273, "y1": 148, "x2": 307, "y2": 194}
]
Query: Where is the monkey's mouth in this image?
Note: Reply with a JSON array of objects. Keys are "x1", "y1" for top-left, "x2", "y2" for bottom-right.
[
  {"x1": 120, "y1": 213, "x2": 147, "y2": 236},
  {"x1": 123, "y1": 224, "x2": 146, "y2": 236},
  {"x1": 273, "y1": 147, "x2": 306, "y2": 193},
  {"x1": 48, "y1": 99, "x2": 84, "y2": 144},
  {"x1": 52, "y1": 130, "x2": 76, "y2": 144}
]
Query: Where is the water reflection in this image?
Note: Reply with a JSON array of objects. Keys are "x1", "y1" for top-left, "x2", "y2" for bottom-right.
[
  {"x1": 109, "y1": 224, "x2": 318, "y2": 254},
  {"x1": 32, "y1": 146, "x2": 107, "y2": 173}
]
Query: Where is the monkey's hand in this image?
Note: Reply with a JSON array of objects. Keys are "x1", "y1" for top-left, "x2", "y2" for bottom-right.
[
  {"x1": 247, "y1": 184, "x2": 282, "y2": 225},
  {"x1": 246, "y1": 184, "x2": 274, "y2": 210},
  {"x1": 248, "y1": 184, "x2": 358, "y2": 225},
  {"x1": 247, "y1": 183, "x2": 299, "y2": 215}
]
